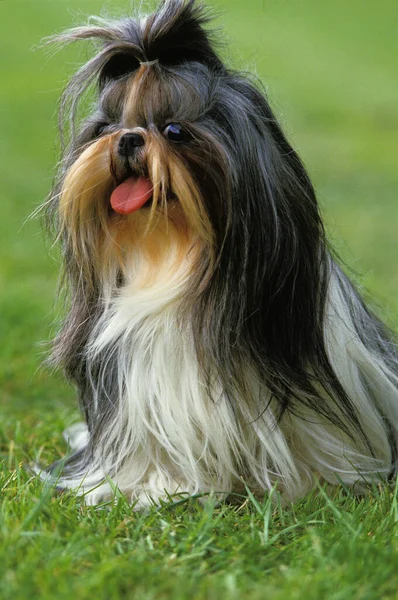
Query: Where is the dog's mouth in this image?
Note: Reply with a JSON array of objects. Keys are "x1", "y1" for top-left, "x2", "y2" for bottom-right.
[{"x1": 110, "y1": 173, "x2": 154, "y2": 215}]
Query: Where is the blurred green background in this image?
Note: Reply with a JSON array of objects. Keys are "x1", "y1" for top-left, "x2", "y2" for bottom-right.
[{"x1": 0, "y1": 0, "x2": 397, "y2": 440}]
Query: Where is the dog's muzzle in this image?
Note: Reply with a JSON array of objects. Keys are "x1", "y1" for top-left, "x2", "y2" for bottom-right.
[{"x1": 118, "y1": 132, "x2": 145, "y2": 157}]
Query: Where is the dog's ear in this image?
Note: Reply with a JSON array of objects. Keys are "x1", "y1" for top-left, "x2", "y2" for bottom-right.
[{"x1": 196, "y1": 72, "x2": 327, "y2": 398}]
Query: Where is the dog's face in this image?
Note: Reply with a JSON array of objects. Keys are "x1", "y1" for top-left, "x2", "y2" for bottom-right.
[
  {"x1": 54, "y1": 0, "x2": 307, "y2": 295},
  {"x1": 58, "y1": 55, "x2": 238, "y2": 288}
]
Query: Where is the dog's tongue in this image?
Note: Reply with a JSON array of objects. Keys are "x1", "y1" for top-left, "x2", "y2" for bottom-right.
[{"x1": 110, "y1": 176, "x2": 153, "y2": 215}]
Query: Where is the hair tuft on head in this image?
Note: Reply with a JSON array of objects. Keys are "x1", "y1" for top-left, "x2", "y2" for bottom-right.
[{"x1": 140, "y1": 0, "x2": 222, "y2": 68}]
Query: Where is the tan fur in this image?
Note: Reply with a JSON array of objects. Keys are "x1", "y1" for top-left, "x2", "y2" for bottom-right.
[
  {"x1": 58, "y1": 137, "x2": 207, "y2": 294},
  {"x1": 58, "y1": 78, "x2": 214, "y2": 289}
]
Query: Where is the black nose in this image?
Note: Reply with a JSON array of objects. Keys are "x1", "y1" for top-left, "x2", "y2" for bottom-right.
[{"x1": 118, "y1": 132, "x2": 145, "y2": 157}]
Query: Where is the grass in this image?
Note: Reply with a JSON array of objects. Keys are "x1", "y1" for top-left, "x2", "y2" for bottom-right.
[
  {"x1": 1, "y1": 0, "x2": 398, "y2": 598},
  {"x1": 2, "y1": 468, "x2": 398, "y2": 600}
]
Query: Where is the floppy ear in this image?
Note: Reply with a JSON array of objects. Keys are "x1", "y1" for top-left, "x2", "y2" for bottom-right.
[
  {"x1": 202, "y1": 74, "x2": 324, "y2": 361},
  {"x1": 234, "y1": 78, "x2": 324, "y2": 357}
]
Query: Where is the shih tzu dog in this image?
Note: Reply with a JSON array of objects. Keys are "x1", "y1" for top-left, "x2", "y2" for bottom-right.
[{"x1": 42, "y1": 0, "x2": 398, "y2": 507}]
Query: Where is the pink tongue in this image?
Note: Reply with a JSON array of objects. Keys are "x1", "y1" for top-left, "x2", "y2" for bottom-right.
[{"x1": 110, "y1": 176, "x2": 153, "y2": 215}]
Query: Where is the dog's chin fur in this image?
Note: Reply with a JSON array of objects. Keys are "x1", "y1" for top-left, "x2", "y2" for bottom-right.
[{"x1": 41, "y1": 0, "x2": 398, "y2": 507}]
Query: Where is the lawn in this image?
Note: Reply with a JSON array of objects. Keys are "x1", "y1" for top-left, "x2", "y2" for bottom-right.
[{"x1": 1, "y1": 0, "x2": 398, "y2": 598}]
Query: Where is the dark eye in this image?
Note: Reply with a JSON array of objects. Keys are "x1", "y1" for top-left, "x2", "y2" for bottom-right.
[
  {"x1": 164, "y1": 123, "x2": 190, "y2": 143},
  {"x1": 94, "y1": 122, "x2": 110, "y2": 137}
]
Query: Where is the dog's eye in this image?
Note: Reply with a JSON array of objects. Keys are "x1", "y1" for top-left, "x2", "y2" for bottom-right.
[
  {"x1": 94, "y1": 122, "x2": 110, "y2": 137},
  {"x1": 164, "y1": 123, "x2": 190, "y2": 143}
]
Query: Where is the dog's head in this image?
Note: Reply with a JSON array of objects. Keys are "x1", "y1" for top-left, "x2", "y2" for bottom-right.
[
  {"x1": 51, "y1": 2, "x2": 223, "y2": 286},
  {"x1": 49, "y1": 0, "x2": 321, "y2": 289}
]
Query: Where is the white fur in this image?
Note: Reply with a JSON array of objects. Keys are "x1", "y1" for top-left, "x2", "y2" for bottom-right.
[{"x1": 55, "y1": 258, "x2": 398, "y2": 506}]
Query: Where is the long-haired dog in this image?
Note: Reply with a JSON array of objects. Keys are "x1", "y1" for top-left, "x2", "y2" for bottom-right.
[{"x1": 42, "y1": 0, "x2": 398, "y2": 507}]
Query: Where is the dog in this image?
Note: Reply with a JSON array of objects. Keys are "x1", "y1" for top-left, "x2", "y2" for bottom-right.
[{"x1": 42, "y1": 0, "x2": 398, "y2": 507}]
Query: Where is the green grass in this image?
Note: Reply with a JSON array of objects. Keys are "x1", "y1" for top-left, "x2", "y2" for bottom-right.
[
  {"x1": 2, "y1": 466, "x2": 398, "y2": 600},
  {"x1": 1, "y1": 0, "x2": 398, "y2": 598}
]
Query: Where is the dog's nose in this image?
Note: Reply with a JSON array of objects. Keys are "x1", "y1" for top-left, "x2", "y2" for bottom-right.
[{"x1": 118, "y1": 132, "x2": 145, "y2": 157}]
